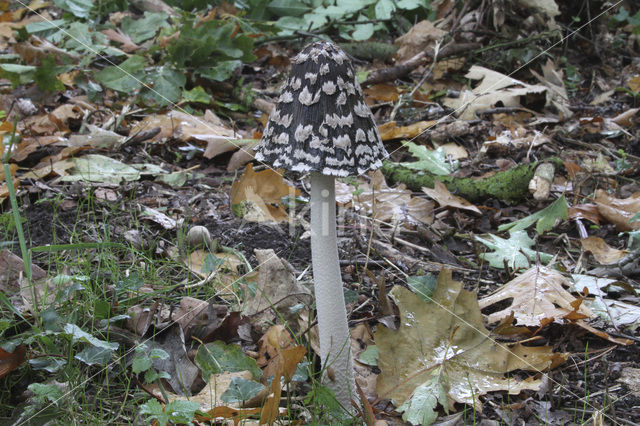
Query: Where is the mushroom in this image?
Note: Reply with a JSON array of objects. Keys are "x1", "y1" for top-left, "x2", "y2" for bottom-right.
[{"x1": 254, "y1": 41, "x2": 387, "y2": 408}]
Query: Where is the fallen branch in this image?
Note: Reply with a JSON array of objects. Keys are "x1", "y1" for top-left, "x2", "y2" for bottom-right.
[
  {"x1": 381, "y1": 159, "x2": 562, "y2": 203},
  {"x1": 363, "y1": 42, "x2": 480, "y2": 86}
]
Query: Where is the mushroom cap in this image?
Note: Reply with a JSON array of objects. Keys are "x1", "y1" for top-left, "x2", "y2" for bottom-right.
[{"x1": 254, "y1": 41, "x2": 388, "y2": 177}]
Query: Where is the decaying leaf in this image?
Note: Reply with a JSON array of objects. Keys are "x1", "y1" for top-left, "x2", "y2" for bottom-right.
[
  {"x1": 241, "y1": 249, "x2": 312, "y2": 325},
  {"x1": 129, "y1": 110, "x2": 238, "y2": 159},
  {"x1": 595, "y1": 190, "x2": 640, "y2": 232},
  {"x1": 378, "y1": 120, "x2": 437, "y2": 141},
  {"x1": 422, "y1": 181, "x2": 481, "y2": 214},
  {"x1": 443, "y1": 65, "x2": 548, "y2": 120},
  {"x1": 0, "y1": 344, "x2": 27, "y2": 379},
  {"x1": 479, "y1": 266, "x2": 593, "y2": 326},
  {"x1": 376, "y1": 269, "x2": 565, "y2": 421},
  {"x1": 335, "y1": 170, "x2": 434, "y2": 225},
  {"x1": 230, "y1": 163, "x2": 300, "y2": 223},
  {"x1": 581, "y1": 236, "x2": 628, "y2": 265}
]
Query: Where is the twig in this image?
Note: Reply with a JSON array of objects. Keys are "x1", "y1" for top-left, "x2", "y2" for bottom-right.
[{"x1": 363, "y1": 42, "x2": 480, "y2": 86}]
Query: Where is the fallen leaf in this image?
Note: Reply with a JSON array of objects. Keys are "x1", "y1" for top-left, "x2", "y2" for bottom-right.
[
  {"x1": 230, "y1": 163, "x2": 300, "y2": 223},
  {"x1": 376, "y1": 269, "x2": 565, "y2": 416},
  {"x1": 443, "y1": 65, "x2": 548, "y2": 120},
  {"x1": 335, "y1": 170, "x2": 434, "y2": 225},
  {"x1": 478, "y1": 266, "x2": 594, "y2": 326},
  {"x1": 580, "y1": 236, "x2": 628, "y2": 265},
  {"x1": 129, "y1": 110, "x2": 238, "y2": 159},
  {"x1": 422, "y1": 181, "x2": 481, "y2": 214},
  {"x1": 241, "y1": 249, "x2": 312, "y2": 325},
  {"x1": 595, "y1": 190, "x2": 640, "y2": 231},
  {"x1": 378, "y1": 120, "x2": 437, "y2": 141},
  {"x1": 394, "y1": 20, "x2": 447, "y2": 62},
  {"x1": 0, "y1": 345, "x2": 27, "y2": 379}
]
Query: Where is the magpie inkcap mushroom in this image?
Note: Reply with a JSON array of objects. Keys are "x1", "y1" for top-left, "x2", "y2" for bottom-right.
[
  {"x1": 254, "y1": 40, "x2": 387, "y2": 410},
  {"x1": 254, "y1": 40, "x2": 388, "y2": 176}
]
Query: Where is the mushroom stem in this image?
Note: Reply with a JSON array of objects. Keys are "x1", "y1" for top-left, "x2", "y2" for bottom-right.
[{"x1": 309, "y1": 171, "x2": 354, "y2": 409}]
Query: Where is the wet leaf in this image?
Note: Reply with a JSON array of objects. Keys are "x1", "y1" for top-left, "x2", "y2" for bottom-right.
[
  {"x1": 476, "y1": 230, "x2": 553, "y2": 270},
  {"x1": 376, "y1": 270, "x2": 565, "y2": 415}
]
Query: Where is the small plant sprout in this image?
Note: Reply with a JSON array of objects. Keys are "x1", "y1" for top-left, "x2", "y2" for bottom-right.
[{"x1": 254, "y1": 40, "x2": 387, "y2": 409}]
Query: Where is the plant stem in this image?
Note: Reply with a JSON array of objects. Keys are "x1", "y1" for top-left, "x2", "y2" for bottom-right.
[{"x1": 309, "y1": 172, "x2": 354, "y2": 410}]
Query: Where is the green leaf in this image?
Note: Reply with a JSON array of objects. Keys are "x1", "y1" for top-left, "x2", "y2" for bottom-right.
[
  {"x1": 202, "y1": 253, "x2": 224, "y2": 274},
  {"x1": 497, "y1": 195, "x2": 568, "y2": 235},
  {"x1": 374, "y1": 0, "x2": 395, "y2": 20},
  {"x1": 401, "y1": 141, "x2": 455, "y2": 176},
  {"x1": 150, "y1": 348, "x2": 170, "y2": 360},
  {"x1": 28, "y1": 383, "x2": 63, "y2": 406},
  {"x1": 75, "y1": 346, "x2": 113, "y2": 365},
  {"x1": 142, "y1": 66, "x2": 185, "y2": 106},
  {"x1": 406, "y1": 274, "x2": 437, "y2": 302},
  {"x1": 475, "y1": 231, "x2": 553, "y2": 270},
  {"x1": 140, "y1": 399, "x2": 169, "y2": 426},
  {"x1": 132, "y1": 356, "x2": 153, "y2": 374},
  {"x1": 397, "y1": 368, "x2": 448, "y2": 426},
  {"x1": 268, "y1": 0, "x2": 311, "y2": 17},
  {"x1": 121, "y1": 12, "x2": 168, "y2": 44},
  {"x1": 275, "y1": 16, "x2": 307, "y2": 34},
  {"x1": 182, "y1": 86, "x2": 212, "y2": 104},
  {"x1": 195, "y1": 341, "x2": 261, "y2": 380},
  {"x1": 221, "y1": 377, "x2": 265, "y2": 403},
  {"x1": 397, "y1": 0, "x2": 425, "y2": 10},
  {"x1": 358, "y1": 345, "x2": 379, "y2": 366},
  {"x1": 0, "y1": 63, "x2": 36, "y2": 87},
  {"x1": 145, "y1": 368, "x2": 171, "y2": 383},
  {"x1": 94, "y1": 55, "x2": 146, "y2": 93},
  {"x1": 197, "y1": 60, "x2": 242, "y2": 82},
  {"x1": 29, "y1": 358, "x2": 67, "y2": 373},
  {"x1": 115, "y1": 273, "x2": 144, "y2": 293},
  {"x1": 352, "y1": 22, "x2": 374, "y2": 41},
  {"x1": 53, "y1": 0, "x2": 94, "y2": 18},
  {"x1": 163, "y1": 400, "x2": 200, "y2": 424},
  {"x1": 62, "y1": 323, "x2": 119, "y2": 351},
  {"x1": 25, "y1": 19, "x2": 66, "y2": 34}
]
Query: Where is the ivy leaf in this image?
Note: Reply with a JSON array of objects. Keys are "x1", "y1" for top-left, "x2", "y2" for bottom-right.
[
  {"x1": 139, "y1": 399, "x2": 169, "y2": 426},
  {"x1": 406, "y1": 274, "x2": 437, "y2": 302},
  {"x1": 53, "y1": 0, "x2": 93, "y2": 18},
  {"x1": 352, "y1": 22, "x2": 374, "y2": 41},
  {"x1": 221, "y1": 377, "x2": 265, "y2": 403},
  {"x1": 75, "y1": 346, "x2": 113, "y2": 366},
  {"x1": 0, "y1": 64, "x2": 36, "y2": 87},
  {"x1": 142, "y1": 66, "x2": 185, "y2": 106},
  {"x1": 182, "y1": 86, "x2": 212, "y2": 104},
  {"x1": 28, "y1": 383, "x2": 63, "y2": 406},
  {"x1": 195, "y1": 341, "x2": 261, "y2": 380},
  {"x1": 62, "y1": 323, "x2": 119, "y2": 351},
  {"x1": 268, "y1": 0, "x2": 310, "y2": 17},
  {"x1": 94, "y1": 55, "x2": 147, "y2": 93},
  {"x1": 498, "y1": 195, "x2": 568, "y2": 235},
  {"x1": 374, "y1": 0, "x2": 396, "y2": 20},
  {"x1": 197, "y1": 60, "x2": 242, "y2": 82},
  {"x1": 120, "y1": 12, "x2": 168, "y2": 44}
]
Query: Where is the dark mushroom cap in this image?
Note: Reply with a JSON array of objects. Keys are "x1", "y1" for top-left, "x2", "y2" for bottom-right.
[{"x1": 254, "y1": 41, "x2": 387, "y2": 177}]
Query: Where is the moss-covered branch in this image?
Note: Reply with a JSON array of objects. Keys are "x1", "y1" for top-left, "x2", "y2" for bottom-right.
[{"x1": 381, "y1": 159, "x2": 562, "y2": 203}]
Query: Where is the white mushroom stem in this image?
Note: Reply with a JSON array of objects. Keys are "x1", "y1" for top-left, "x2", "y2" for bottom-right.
[{"x1": 310, "y1": 172, "x2": 355, "y2": 409}]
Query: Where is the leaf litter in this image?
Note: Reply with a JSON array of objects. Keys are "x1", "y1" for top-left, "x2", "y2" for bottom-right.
[{"x1": 0, "y1": 0, "x2": 639, "y2": 424}]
